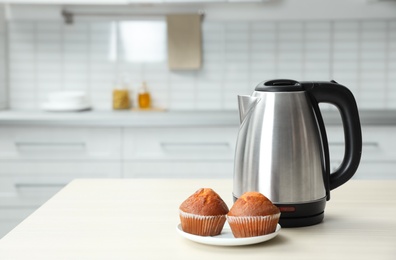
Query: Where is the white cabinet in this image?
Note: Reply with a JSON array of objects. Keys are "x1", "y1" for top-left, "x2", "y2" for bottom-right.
[
  {"x1": 326, "y1": 126, "x2": 396, "y2": 179},
  {"x1": 124, "y1": 161, "x2": 234, "y2": 178},
  {"x1": 0, "y1": 126, "x2": 121, "y2": 160},
  {"x1": 0, "y1": 126, "x2": 122, "y2": 238},
  {"x1": 0, "y1": 0, "x2": 127, "y2": 4},
  {"x1": 0, "y1": 208, "x2": 32, "y2": 238},
  {"x1": 122, "y1": 126, "x2": 239, "y2": 178},
  {"x1": 0, "y1": 124, "x2": 239, "y2": 237},
  {"x1": 0, "y1": 161, "x2": 122, "y2": 206},
  {"x1": 123, "y1": 127, "x2": 237, "y2": 161},
  {"x1": 0, "y1": 122, "x2": 395, "y2": 238},
  {"x1": 0, "y1": 162, "x2": 121, "y2": 236}
]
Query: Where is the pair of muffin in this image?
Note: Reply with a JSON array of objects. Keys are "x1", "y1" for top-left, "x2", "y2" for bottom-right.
[{"x1": 179, "y1": 188, "x2": 280, "y2": 238}]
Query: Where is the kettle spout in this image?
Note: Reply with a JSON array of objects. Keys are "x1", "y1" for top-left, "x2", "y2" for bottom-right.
[{"x1": 238, "y1": 95, "x2": 260, "y2": 123}]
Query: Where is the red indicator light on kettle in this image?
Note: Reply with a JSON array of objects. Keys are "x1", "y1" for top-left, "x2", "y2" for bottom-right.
[{"x1": 278, "y1": 206, "x2": 296, "y2": 212}]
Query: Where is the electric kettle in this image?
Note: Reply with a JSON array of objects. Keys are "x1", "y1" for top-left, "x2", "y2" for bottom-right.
[{"x1": 233, "y1": 79, "x2": 362, "y2": 227}]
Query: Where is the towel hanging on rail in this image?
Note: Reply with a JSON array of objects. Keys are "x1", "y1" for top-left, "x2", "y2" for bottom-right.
[{"x1": 166, "y1": 14, "x2": 202, "y2": 70}]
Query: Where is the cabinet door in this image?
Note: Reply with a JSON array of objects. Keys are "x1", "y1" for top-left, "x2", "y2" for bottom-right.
[
  {"x1": 123, "y1": 127, "x2": 239, "y2": 161},
  {"x1": 327, "y1": 126, "x2": 396, "y2": 161},
  {"x1": 0, "y1": 162, "x2": 121, "y2": 207},
  {"x1": 123, "y1": 161, "x2": 233, "y2": 179},
  {"x1": 0, "y1": 208, "x2": 35, "y2": 239},
  {"x1": 326, "y1": 126, "x2": 396, "y2": 179},
  {"x1": 0, "y1": 126, "x2": 121, "y2": 160},
  {"x1": 353, "y1": 162, "x2": 396, "y2": 179}
]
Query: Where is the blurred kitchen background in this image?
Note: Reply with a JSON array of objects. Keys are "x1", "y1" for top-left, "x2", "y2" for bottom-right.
[
  {"x1": 0, "y1": 0, "x2": 396, "y2": 239},
  {"x1": 0, "y1": 0, "x2": 395, "y2": 111}
]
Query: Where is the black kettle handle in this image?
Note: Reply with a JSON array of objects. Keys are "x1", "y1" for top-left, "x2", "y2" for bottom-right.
[{"x1": 303, "y1": 81, "x2": 362, "y2": 191}]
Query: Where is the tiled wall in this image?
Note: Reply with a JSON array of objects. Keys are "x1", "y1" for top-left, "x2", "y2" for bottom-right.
[{"x1": 7, "y1": 19, "x2": 396, "y2": 111}]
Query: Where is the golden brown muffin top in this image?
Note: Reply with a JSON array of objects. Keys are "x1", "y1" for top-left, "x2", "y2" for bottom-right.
[
  {"x1": 179, "y1": 188, "x2": 229, "y2": 216},
  {"x1": 228, "y1": 191, "x2": 280, "y2": 217}
]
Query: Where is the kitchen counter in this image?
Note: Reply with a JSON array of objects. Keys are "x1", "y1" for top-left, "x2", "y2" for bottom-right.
[
  {"x1": 0, "y1": 109, "x2": 395, "y2": 126},
  {"x1": 0, "y1": 110, "x2": 240, "y2": 127},
  {"x1": 0, "y1": 179, "x2": 395, "y2": 259}
]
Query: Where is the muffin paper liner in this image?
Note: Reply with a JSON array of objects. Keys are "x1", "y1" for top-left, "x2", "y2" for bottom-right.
[
  {"x1": 227, "y1": 213, "x2": 281, "y2": 238},
  {"x1": 179, "y1": 210, "x2": 227, "y2": 236}
]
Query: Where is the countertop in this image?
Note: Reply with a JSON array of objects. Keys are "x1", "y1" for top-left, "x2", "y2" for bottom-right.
[
  {"x1": 0, "y1": 109, "x2": 395, "y2": 126},
  {"x1": 0, "y1": 110, "x2": 240, "y2": 127},
  {"x1": 0, "y1": 179, "x2": 395, "y2": 259}
]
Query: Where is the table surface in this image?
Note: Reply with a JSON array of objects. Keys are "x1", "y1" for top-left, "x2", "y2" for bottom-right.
[{"x1": 0, "y1": 179, "x2": 395, "y2": 260}]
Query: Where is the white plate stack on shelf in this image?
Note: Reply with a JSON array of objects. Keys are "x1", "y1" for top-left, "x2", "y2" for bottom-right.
[{"x1": 41, "y1": 91, "x2": 91, "y2": 112}]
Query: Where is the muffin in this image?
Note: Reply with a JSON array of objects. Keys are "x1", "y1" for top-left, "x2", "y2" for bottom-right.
[
  {"x1": 227, "y1": 192, "x2": 280, "y2": 238},
  {"x1": 179, "y1": 188, "x2": 229, "y2": 236}
]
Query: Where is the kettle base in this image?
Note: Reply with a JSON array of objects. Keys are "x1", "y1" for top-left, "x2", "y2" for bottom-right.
[
  {"x1": 278, "y1": 212, "x2": 324, "y2": 228},
  {"x1": 276, "y1": 197, "x2": 327, "y2": 227}
]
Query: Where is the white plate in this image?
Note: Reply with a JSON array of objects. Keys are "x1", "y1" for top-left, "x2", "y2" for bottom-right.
[{"x1": 176, "y1": 223, "x2": 281, "y2": 246}]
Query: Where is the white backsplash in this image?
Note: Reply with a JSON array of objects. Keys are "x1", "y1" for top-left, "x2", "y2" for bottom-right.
[{"x1": 7, "y1": 18, "x2": 396, "y2": 111}]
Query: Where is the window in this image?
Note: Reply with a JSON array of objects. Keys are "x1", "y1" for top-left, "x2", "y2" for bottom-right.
[{"x1": 117, "y1": 21, "x2": 167, "y2": 62}]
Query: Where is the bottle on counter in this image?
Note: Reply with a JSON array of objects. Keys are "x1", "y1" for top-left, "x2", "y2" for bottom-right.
[
  {"x1": 112, "y1": 78, "x2": 131, "y2": 110},
  {"x1": 138, "y1": 81, "x2": 151, "y2": 109}
]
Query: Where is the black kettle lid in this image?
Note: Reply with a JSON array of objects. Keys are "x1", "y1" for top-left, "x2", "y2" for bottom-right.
[{"x1": 255, "y1": 79, "x2": 303, "y2": 92}]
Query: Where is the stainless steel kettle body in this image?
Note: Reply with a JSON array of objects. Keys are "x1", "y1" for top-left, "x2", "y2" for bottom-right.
[{"x1": 234, "y1": 79, "x2": 362, "y2": 227}]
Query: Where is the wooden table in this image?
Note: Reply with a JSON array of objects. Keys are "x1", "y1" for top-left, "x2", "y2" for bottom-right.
[{"x1": 0, "y1": 179, "x2": 395, "y2": 259}]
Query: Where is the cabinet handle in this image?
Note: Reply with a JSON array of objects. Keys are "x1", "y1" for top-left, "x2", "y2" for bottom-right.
[
  {"x1": 329, "y1": 142, "x2": 379, "y2": 147},
  {"x1": 363, "y1": 142, "x2": 379, "y2": 147},
  {"x1": 5, "y1": 183, "x2": 66, "y2": 198},
  {"x1": 160, "y1": 142, "x2": 231, "y2": 151},
  {"x1": 14, "y1": 183, "x2": 66, "y2": 188},
  {"x1": 15, "y1": 141, "x2": 86, "y2": 151}
]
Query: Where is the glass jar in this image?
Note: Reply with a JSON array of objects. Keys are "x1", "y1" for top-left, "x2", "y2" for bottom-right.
[{"x1": 138, "y1": 81, "x2": 151, "y2": 109}]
